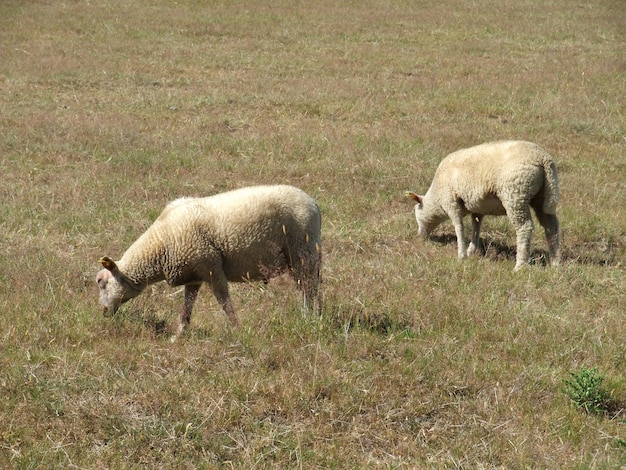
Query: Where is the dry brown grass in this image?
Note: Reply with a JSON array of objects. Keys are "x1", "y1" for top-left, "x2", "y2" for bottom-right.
[{"x1": 1, "y1": 0, "x2": 625, "y2": 467}]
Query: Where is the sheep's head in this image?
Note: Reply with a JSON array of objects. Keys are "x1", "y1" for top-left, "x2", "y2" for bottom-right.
[
  {"x1": 96, "y1": 257, "x2": 142, "y2": 316},
  {"x1": 405, "y1": 191, "x2": 442, "y2": 238}
]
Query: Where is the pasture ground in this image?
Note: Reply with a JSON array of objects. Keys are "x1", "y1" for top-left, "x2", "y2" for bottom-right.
[{"x1": 1, "y1": 0, "x2": 625, "y2": 467}]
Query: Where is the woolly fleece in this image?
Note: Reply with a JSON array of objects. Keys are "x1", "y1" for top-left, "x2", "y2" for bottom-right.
[
  {"x1": 96, "y1": 185, "x2": 321, "y2": 338},
  {"x1": 407, "y1": 140, "x2": 560, "y2": 270}
]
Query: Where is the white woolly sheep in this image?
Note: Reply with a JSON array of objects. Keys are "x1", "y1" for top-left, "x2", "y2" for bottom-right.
[
  {"x1": 406, "y1": 140, "x2": 561, "y2": 270},
  {"x1": 96, "y1": 185, "x2": 322, "y2": 339}
]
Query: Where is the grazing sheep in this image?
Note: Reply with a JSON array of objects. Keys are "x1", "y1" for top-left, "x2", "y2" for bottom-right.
[
  {"x1": 406, "y1": 140, "x2": 561, "y2": 270},
  {"x1": 96, "y1": 185, "x2": 322, "y2": 339}
]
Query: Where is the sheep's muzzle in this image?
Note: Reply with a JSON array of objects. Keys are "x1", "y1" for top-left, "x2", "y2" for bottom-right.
[{"x1": 102, "y1": 305, "x2": 119, "y2": 317}]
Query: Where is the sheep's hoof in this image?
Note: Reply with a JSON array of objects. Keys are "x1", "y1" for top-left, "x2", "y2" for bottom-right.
[{"x1": 467, "y1": 243, "x2": 482, "y2": 257}]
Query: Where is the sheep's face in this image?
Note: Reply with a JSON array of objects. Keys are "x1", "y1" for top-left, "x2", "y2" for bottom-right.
[
  {"x1": 414, "y1": 202, "x2": 446, "y2": 238},
  {"x1": 96, "y1": 269, "x2": 128, "y2": 316},
  {"x1": 414, "y1": 204, "x2": 431, "y2": 237},
  {"x1": 406, "y1": 191, "x2": 445, "y2": 238},
  {"x1": 408, "y1": 192, "x2": 433, "y2": 237},
  {"x1": 96, "y1": 257, "x2": 141, "y2": 316}
]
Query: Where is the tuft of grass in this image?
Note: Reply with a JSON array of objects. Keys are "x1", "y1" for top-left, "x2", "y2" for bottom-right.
[{"x1": 563, "y1": 367, "x2": 611, "y2": 414}]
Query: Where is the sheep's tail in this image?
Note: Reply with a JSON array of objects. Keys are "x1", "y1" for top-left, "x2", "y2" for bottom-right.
[{"x1": 541, "y1": 154, "x2": 560, "y2": 214}]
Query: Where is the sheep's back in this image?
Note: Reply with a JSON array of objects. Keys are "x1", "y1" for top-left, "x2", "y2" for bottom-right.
[
  {"x1": 432, "y1": 141, "x2": 554, "y2": 213},
  {"x1": 166, "y1": 186, "x2": 320, "y2": 281}
]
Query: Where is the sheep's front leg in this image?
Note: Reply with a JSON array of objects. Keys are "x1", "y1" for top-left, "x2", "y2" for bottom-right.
[
  {"x1": 450, "y1": 212, "x2": 467, "y2": 260},
  {"x1": 209, "y1": 271, "x2": 238, "y2": 327},
  {"x1": 172, "y1": 283, "x2": 201, "y2": 342},
  {"x1": 467, "y1": 213, "x2": 483, "y2": 256}
]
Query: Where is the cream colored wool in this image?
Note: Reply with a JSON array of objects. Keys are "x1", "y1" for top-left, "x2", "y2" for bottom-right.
[
  {"x1": 96, "y1": 185, "x2": 321, "y2": 339},
  {"x1": 407, "y1": 141, "x2": 560, "y2": 270}
]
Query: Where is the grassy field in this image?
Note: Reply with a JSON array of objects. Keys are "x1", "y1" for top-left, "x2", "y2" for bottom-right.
[{"x1": 1, "y1": 0, "x2": 625, "y2": 467}]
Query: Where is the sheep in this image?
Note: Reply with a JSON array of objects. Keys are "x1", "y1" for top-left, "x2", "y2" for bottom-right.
[
  {"x1": 96, "y1": 185, "x2": 322, "y2": 340},
  {"x1": 405, "y1": 140, "x2": 561, "y2": 270}
]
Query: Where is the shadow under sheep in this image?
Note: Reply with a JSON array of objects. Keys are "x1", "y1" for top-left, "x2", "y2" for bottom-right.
[{"x1": 428, "y1": 233, "x2": 620, "y2": 267}]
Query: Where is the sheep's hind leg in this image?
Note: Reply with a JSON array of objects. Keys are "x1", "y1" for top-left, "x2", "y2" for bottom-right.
[
  {"x1": 288, "y1": 241, "x2": 322, "y2": 315},
  {"x1": 171, "y1": 283, "x2": 201, "y2": 342},
  {"x1": 290, "y1": 261, "x2": 320, "y2": 316},
  {"x1": 467, "y1": 214, "x2": 483, "y2": 256},
  {"x1": 509, "y1": 208, "x2": 534, "y2": 271},
  {"x1": 536, "y1": 211, "x2": 561, "y2": 266},
  {"x1": 301, "y1": 258, "x2": 322, "y2": 316}
]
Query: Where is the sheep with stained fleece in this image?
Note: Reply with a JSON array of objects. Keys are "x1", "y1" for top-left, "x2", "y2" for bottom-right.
[
  {"x1": 406, "y1": 141, "x2": 561, "y2": 270},
  {"x1": 96, "y1": 185, "x2": 321, "y2": 340}
]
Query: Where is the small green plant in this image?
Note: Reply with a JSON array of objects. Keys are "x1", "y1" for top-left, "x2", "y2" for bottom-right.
[{"x1": 564, "y1": 367, "x2": 611, "y2": 414}]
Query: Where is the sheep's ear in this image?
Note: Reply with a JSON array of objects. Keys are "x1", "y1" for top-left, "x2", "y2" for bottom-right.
[
  {"x1": 99, "y1": 256, "x2": 118, "y2": 273},
  {"x1": 404, "y1": 191, "x2": 423, "y2": 204}
]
